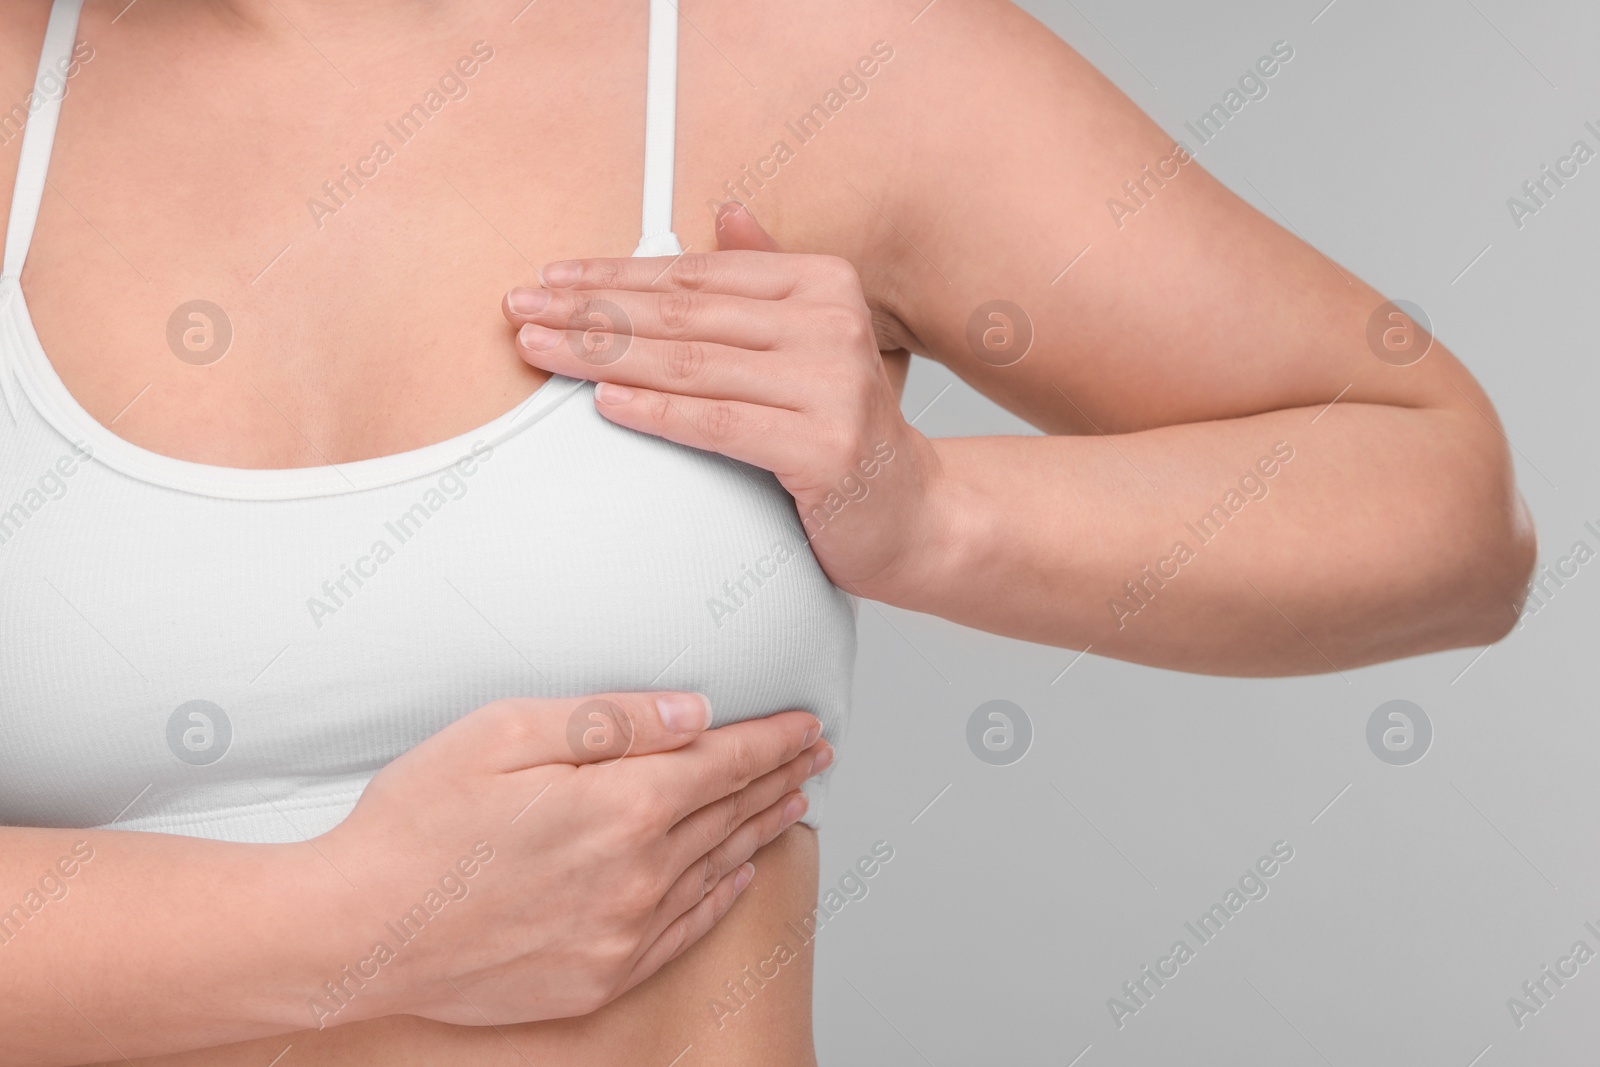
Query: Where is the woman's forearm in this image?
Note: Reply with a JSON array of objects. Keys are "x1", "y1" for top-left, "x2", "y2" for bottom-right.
[
  {"x1": 893, "y1": 401, "x2": 1535, "y2": 676},
  {"x1": 0, "y1": 694, "x2": 831, "y2": 1066},
  {"x1": 0, "y1": 826, "x2": 360, "y2": 1066}
]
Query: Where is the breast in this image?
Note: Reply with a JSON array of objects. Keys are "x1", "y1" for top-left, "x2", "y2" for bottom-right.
[{"x1": 0, "y1": 377, "x2": 856, "y2": 841}]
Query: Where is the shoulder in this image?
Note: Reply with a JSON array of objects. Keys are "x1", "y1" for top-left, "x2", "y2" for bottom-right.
[
  {"x1": 675, "y1": 0, "x2": 1073, "y2": 267},
  {"x1": 693, "y1": 0, "x2": 1067, "y2": 144},
  {"x1": 685, "y1": 0, "x2": 1121, "y2": 352}
]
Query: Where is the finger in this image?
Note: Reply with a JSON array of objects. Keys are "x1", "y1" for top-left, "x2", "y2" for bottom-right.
[
  {"x1": 515, "y1": 327, "x2": 805, "y2": 408},
  {"x1": 658, "y1": 793, "x2": 802, "y2": 936},
  {"x1": 519, "y1": 248, "x2": 806, "y2": 301},
  {"x1": 507, "y1": 286, "x2": 787, "y2": 350},
  {"x1": 591, "y1": 384, "x2": 805, "y2": 473},
  {"x1": 664, "y1": 740, "x2": 830, "y2": 873},
  {"x1": 442, "y1": 691, "x2": 713, "y2": 773},
  {"x1": 714, "y1": 200, "x2": 785, "y2": 254},
  {"x1": 630, "y1": 709, "x2": 822, "y2": 819},
  {"x1": 640, "y1": 784, "x2": 808, "y2": 977},
  {"x1": 619, "y1": 861, "x2": 756, "y2": 997}
]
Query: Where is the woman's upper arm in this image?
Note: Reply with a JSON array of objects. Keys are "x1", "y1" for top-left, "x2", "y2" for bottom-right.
[{"x1": 862, "y1": 0, "x2": 1495, "y2": 435}]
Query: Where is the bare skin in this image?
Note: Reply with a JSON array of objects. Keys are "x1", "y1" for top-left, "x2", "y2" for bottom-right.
[
  {"x1": 0, "y1": 0, "x2": 1536, "y2": 1062},
  {"x1": 79, "y1": 827, "x2": 823, "y2": 1067}
]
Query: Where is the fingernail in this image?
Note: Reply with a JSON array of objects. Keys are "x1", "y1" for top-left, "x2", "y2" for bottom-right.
[
  {"x1": 801, "y1": 723, "x2": 821, "y2": 748},
  {"x1": 733, "y1": 862, "x2": 755, "y2": 893},
  {"x1": 809, "y1": 744, "x2": 834, "y2": 775},
  {"x1": 781, "y1": 794, "x2": 808, "y2": 827},
  {"x1": 518, "y1": 322, "x2": 560, "y2": 349},
  {"x1": 657, "y1": 692, "x2": 709, "y2": 733},
  {"x1": 542, "y1": 262, "x2": 580, "y2": 286},
  {"x1": 507, "y1": 287, "x2": 550, "y2": 314},
  {"x1": 595, "y1": 382, "x2": 634, "y2": 405}
]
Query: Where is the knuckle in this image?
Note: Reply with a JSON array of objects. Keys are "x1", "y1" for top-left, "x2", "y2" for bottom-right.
[
  {"x1": 845, "y1": 312, "x2": 875, "y2": 348},
  {"x1": 813, "y1": 254, "x2": 861, "y2": 290},
  {"x1": 717, "y1": 791, "x2": 748, "y2": 841},
  {"x1": 571, "y1": 697, "x2": 638, "y2": 761},
  {"x1": 725, "y1": 734, "x2": 759, "y2": 788},
  {"x1": 576, "y1": 297, "x2": 616, "y2": 332},
  {"x1": 629, "y1": 787, "x2": 674, "y2": 835},
  {"x1": 813, "y1": 419, "x2": 858, "y2": 469},
  {"x1": 699, "y1": 401, "x2": 740, "y2": 445},
  {"x1": 599, "y1": 782, "x2": 658, "y2": 840},
  {"x1": 818, "y1": 304, "x2": 872, "y2": 346},
  {"x1": 658, "y1": 290, "x2": 696, "y2": 334},
  {"x1": 618, "y1": 866, "x2": 665, "y2": 917},
  {"x1": 584, "y1": 259, "x2": 621, "y2": 289},
  {"x1": 699, "y1": 853, "x2": 720, "y2": 897},
  {"x1": 575, "y1": 970, "x2": 620, "y2": 1015},
  {"x1": 786, "y1": 745, "x2": 814, "y2": 782},
  {"x1": 669, "y1": 253, "x2": 714, "y2": 290},
  {"x1": 729, "y1": 783, "x2": 754, "y2": 827},
  {"x1": 603, "y1": 699, "x2": 641, "y2": 747},
  {"x1": 664, "y1": 339, "x2": 707, "y2": 383}
]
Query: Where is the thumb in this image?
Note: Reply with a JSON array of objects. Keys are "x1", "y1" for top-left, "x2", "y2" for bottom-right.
[
  {"x1": 443, "y1": 692, "x2": 714, "y2": 773},
  {"x1": 714, "y1": 200, "x2": 784, "y2": 253}
]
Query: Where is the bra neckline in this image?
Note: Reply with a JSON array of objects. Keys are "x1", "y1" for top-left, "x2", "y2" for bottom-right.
[
  {"x1": 0, "y1": 276, "x2": 587, "y2": 501},
  {"x1": 0, "y1": 0, "x2": 682, "y2": 501}
]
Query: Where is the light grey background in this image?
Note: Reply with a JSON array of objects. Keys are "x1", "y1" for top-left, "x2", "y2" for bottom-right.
[{"x1": 814, "y1": 1, "x2": 1598, "y2": 1064}]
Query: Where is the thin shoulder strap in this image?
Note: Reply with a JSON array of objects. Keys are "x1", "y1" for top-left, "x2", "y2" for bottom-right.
[
  {"x1": 2, "y1": 0, "x2": 86, "y2": 283},
  {"x1": 633, "y1": 0, "x2": 682, "y2": 257}
]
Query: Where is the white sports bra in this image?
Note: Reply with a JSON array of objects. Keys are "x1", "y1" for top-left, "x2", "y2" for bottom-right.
[{"x1": 0, "y1": 0, "x2": 855, "y2": 842}]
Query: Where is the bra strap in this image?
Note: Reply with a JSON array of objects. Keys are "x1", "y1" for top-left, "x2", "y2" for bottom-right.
[
  {"x1": 632, "y1": 0, "x2": 682, "y2": 257},
  {"x1": 2, "y1": 0, "x2": 86, "y2": 284}
]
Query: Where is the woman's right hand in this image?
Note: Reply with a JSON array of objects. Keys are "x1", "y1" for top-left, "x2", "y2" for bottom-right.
[{"x1": 313, "y1": 691, "x2": 831, "y2": 1028}]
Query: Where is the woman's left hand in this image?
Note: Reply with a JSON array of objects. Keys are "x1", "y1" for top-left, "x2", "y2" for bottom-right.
[{"x1": 501, "y1": 202, "x2": 947, "y2": 603}]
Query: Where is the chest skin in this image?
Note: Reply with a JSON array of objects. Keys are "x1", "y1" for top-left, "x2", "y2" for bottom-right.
[{"x1": 0, "y1": 0, "x2": 910, "y2": 471}]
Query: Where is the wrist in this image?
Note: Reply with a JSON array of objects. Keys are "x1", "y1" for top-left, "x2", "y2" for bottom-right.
[
  {"x1": 867, "y1": 435, "x2": 993, "y2": 611},
  {"x1": 260, "y1": 837, "x2": 414, "y2": 1031}
]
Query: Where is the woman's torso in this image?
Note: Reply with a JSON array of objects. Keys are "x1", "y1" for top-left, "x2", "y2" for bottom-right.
[{"x1": 0, "y1": 0, "x2": 900, "y2": 1061}]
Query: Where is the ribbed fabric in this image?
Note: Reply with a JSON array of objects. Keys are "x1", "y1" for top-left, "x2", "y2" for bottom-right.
[{"x1": 0, "y1": 1, "x2": 853, "y2": 843}]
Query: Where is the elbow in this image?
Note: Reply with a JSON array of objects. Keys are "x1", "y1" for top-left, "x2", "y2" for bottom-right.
[
  {"x1": 1448, "y1": 477, "x2": 1538, "y2": 649},
  {"x1": 1486, "y1": 500, "x2": 1539, "y2": 643}
]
